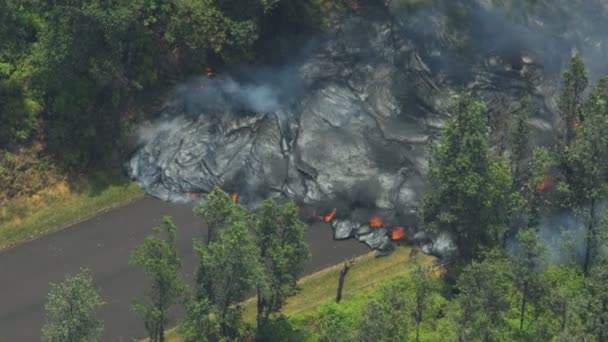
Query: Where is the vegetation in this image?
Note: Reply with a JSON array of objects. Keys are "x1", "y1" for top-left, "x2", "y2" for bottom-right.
[
  {"x1": 26, "y1": 4, "x2": 608, "y2": 339},
  {"x1": 130, "y1": 217, "x2": 186, "y2": 342},
  {"x1": 0, "y1": 170, "x2": 143, "y2": 250},
  {"x1": 254, "y1": 199, "x2": 310, "y2": 333},
  {"x1": 0, "y1": 0, "x2": 330, "y2": 245},
  {"x1": 422, "y1": 95, "x2": 513, "y2": 259},
  {"x1": 41, "y1": 270, "x2": 103, "y2": 342}
]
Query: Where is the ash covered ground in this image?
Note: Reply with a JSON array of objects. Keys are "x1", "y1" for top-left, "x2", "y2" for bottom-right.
[{"x1": 129, "y1": 0, "x2": 608, "y2": 254}]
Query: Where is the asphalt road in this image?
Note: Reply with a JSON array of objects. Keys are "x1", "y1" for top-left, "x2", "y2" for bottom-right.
[{"x1": 0, "y1": 196, "x2": 369, "y2": 342}]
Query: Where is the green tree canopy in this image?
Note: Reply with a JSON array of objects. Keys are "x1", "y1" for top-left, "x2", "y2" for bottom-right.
[
  {"x1": 422, "y1": 95, "x2": 513, "y2": 259},
  {"x1": 254, "y1": 199, "x2": 310, "y2": 332},
  {"x1": 130, "y1": 216, "x2": 185, "y2": 342},
  {"x1": 195, "y1": 215, "x2": 264, "y2": 338},
  {"x1": 41, "y1": 269, "x2": 103, "y2": 342}
]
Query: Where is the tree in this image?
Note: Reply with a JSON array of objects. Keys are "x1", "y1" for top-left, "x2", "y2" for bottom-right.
[
  {"x1": 410, "y1": 265, "x2": 438, "y2": 342},
  {"x1": 130, "y1": 216, "x2": 185, "y2": 342},
  {"x1": 360, "y1": 277, "x2": 411, "y2": 341},
  {"x1": 542, "y1": 265, "x2": 588, "y2": 339},
  {"x1": 422, "y1": 95, "x2": 513, "y2": 259},
  {"x1": 317, "y1": 302, "x2": 356, "y2": 342},
  {"x1": 564, "y1": 76, "x2": 608, "y2": 275},
  {"x1": 195, "y1": 217, "x2": 264, "y2": 338},
  {"x1": 41, "y1": 270, "x2": 103, "y2": 342},
  {"x1": 510, "y1": 97, "x2": 533, "y2": 192},
  {"x1": 193, "y1": 186, "x2": 238, "y2": 245},
  {"x1": 587, "y1": 255, "x2": 608, "y2": 341},
  {"x1": 510, "y1": 228, "x2": 547, "y2": 334},
  {"x1": 254, "y1": 199, "x2": 310, "y2": 333},
  {"x1": 452, "y1": 251, "x2": 514, "y2": 341},
  {"x1": 557, "y1": 55, "x2": 588, "y2": 148},
  {"x1": 179, "y1": 297, "x2": 220, "y2": 342}
]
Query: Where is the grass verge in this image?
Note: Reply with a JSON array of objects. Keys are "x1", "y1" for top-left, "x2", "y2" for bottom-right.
[
  {"x1": 157, "y1": 246, "x2": 434, "y2": 342},
  {"x1": 242, "y1": 246, "x2": 434, "y2": 321},
  {"x1": 0, "y1": 171, "x2": 144, "y2": 250}
]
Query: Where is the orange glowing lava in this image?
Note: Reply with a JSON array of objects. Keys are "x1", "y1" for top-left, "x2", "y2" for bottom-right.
[
  {"x1": 391, "y1": 226, "x2": 406, "y2": 241},
  {"x1": 536, "y1": 178, "x2": 554, "y2": 192},
  {"x1": 369, "y1": 216, "x2": 383, "y2": 228},
  {"x1": 231, "y1": 193, "x2": 238, "y2": 202},
  {"x1": 323, "y1": 209, "x2": 337, "y2": 222}
]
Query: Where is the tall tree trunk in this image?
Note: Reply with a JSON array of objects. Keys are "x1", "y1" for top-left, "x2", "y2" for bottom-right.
[
  {"x1": 520, "y1": 282, "x2": 528, "y2": 331},
  {"x1": 206, "y1": 227, "x2": 214, "y2": 246},
  {"x1": 560, "y1": 301, "x2": 567, "y2": 332},
  {"x1": 336, "y1": 259, "x2": 354, "y2": 303},
  {"x1": 584, "y1": 199, "x2": 596, "y2": 277},
  {"x1": 599, "y1": 299, "x2": 607, "y2": 342},
  {"x1": 415, "y1": 320, "x2": 421, "y2": 342},
  {"x1": 256, "y1": 287, "x2": 264, "y2": 337}
]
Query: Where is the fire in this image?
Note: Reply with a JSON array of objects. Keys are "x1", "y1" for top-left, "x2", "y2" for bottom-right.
[
  {"x1": 571, "y1": 119, "x2": 581, "y2": 129},
  {"x1": 323, "y1": 209, "x2": 337, "y2": 222},
  {"x1": 369, "y1": 216, "x2": 383, "y2": 228},
  {"x1": 536, "y1": 178, "x2": 554, "y2": 192},
  {"x1": 391, "y1": 226, "x2": 406, "y2": 241},
  {"x1": 184, "y1": 192, "x2": 200, "y2": 198},
  {"x1": 231, "y1": 193, "x2": 238, "y2": 202},
  {"x1": 205, "y1": 67, "x2": 215, "y2": 78}
]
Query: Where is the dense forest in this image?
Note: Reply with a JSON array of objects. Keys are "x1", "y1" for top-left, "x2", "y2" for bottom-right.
[{"x1": 0, "y1": 0, "x2": 330, "y2": 202}]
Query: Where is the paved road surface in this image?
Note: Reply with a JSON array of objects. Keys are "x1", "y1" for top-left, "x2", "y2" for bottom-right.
[{"x1": 0, "y1": 196, "x2": 369, "y2": 342}]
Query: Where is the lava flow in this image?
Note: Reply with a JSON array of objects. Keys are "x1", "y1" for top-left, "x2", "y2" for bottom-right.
[
  {"x1": 231, "y1": 193, "x2": 238, "y2": 202},
  {"x1": 391, "y1": 226, "x2": 406, "y2": 241},
  {"x1": 369, "y1": 216, "x2": 383, "y2": 228},
  {"x1": 323, "y1": 208, "x2": 337, "y2": 222}
]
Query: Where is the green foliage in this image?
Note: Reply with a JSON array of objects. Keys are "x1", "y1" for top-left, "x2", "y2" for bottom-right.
[
  {"x1": 179, "y1": 298, "x2": 220, "y2": 342},
  {"x1": 41, "y1": 269, "x2": 103, "y2": 342},
  {"x1": 361, "y1": 279, "x2": 411, "y2": 342},
  {"x1": 0, "y1": 78, "x2": 41, "y2": 145},
  {"x1": 195, "y1": 216, "x2": 264, "y2": 339},
  {"x1": 194, "y1": 186, "x2": 240, "y2": 245},
  {"x1": 451, "y1": 251, "x2": 515, "y2": 341},
  {"x1": 409, "y1": 265, "x2": 440, "y2": 342},
  {"x1": 557, "y1": 55, "x2": 588, "y2": 148},
  {"x1": 316, "y1": 302, "x2": 357, "y2": 342},
  {"x1": 0, "y1": 0, "x2": 327, "y2": 173},
  {"x1": 510, "y1": 97, "x2": 532, "y2": 191},
  {"x1": 130, "y1": 216, "x2": 185, "y2": 342},
  {"x1": 586, "y1": 256, "x2": 608, "y2": 341},
  {"x1": 510, "y1": 229, "x2": 547, "y2": 335},
  {"x1": 542, "y1": 265, "x2": 589, "y2": 338},
  {"x1": 422, "y1": 95, "x2": 513, "y2": 259},
  {"x1": 254, "y1": 199, "x2": 310, "y2": 329}
]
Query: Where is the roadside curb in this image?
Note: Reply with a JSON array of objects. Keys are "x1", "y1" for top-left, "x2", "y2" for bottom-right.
[{"x1": 0, "y1": 193, "x2": 146, "y2": 254}]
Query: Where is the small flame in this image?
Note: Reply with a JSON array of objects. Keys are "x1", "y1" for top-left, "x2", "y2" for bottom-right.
[
  {"x1": 391, "y1": 226, "x2": 406, "y2": 241},
  {"x1": 536, "y1": 178, "x2": 554, "y2": 192},
  {"x1": 231, "y1": 193, "x2": 238, "y2": 202},
  {"x1": 323, "y1": 209, "x2": 337, "y2": 222},
  {"x1": 369, "y1": 216, "x2": 383, "y2": 228},
  {"x1": 205, "y1": 67, "x2": 215, "y2": 78}
]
